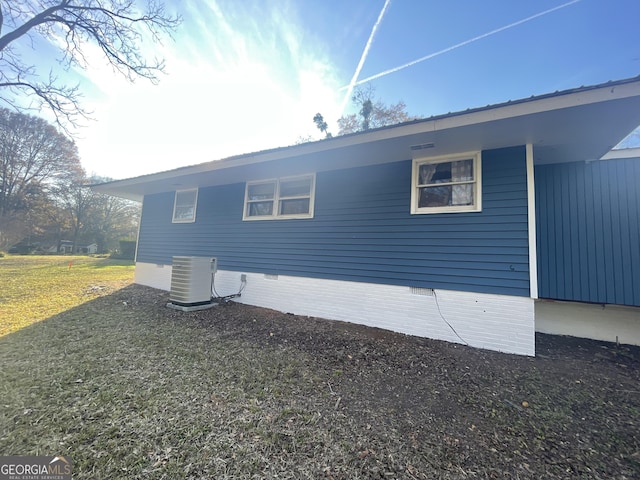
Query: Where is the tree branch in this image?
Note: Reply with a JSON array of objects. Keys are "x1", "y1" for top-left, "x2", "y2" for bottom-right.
[
  {"x1": 0, "y1": 2, "x2": 67, "y2": 52},
  {"x1": 0, "y1": 76, "x2": 89, "y2": 136},
  {"x1": 0, "y1": 0, "x2": 180, "y2": 133}
]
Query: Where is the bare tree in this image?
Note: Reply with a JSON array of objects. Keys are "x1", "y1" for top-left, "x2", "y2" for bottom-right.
[
  {"x1": 338, "y1": 85, "x2": 415, "y2": 135},
  {"x1": 0, "y1": 1, "x2": 180, "y2": 132},
  {"x1": 336, "y1": 114, "x2": 359, "y2": 136},
  {"x1": 52, "y1": 174, "x2": 96, "y2": 252},
  {"x1": 83, "y1": 175, "x2": 140, "y2": 252},
  {"x1": 0, "y1": 107, "x2": 82, "y2": 249}
]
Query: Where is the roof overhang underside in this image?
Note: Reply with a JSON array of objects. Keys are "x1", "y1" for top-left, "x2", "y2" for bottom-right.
[{"x1": 93, "y1": 78, "x2": 640, "y2": 201}]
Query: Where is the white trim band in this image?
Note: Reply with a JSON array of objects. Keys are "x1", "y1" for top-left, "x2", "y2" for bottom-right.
[{"x1": 134, "y1": 262, "x2": 535, "y2": 356}]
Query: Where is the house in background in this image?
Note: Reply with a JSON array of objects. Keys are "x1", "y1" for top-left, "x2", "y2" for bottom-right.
[
  {"x1": 93, "y1": 76, "x2": 640, "y2": 356},
  {"x1": 47, "y1": 241, "x2": 98, "y2": 254},
  {"x1": 76, "y1": 243, "x2": 98, "y2": 254},
  {"x1": 45, "y1": 243, "x2": 67, "y2": 254}
]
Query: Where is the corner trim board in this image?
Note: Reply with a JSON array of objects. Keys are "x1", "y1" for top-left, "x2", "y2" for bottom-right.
[{"x1": 526, "y1": 143, "x2": 538, "y2": 299}]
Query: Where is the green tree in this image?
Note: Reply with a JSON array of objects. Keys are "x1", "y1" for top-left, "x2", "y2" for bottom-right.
[
  {"x1": 313, "y1": 113, "x2": 332, "y2": 138},
  {"x1": 0, "y1": 0, "x2": 180, "y2": 132}
]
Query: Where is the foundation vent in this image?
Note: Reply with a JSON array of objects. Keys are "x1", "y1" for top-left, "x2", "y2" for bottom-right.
[{"x1": 410, "y1": 287, "x2": 435, "y2": 296}]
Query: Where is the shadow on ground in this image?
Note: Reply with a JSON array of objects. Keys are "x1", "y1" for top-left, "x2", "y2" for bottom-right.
[{"x1": 1, "y1": 284, "x2": 638, "y2": 479}]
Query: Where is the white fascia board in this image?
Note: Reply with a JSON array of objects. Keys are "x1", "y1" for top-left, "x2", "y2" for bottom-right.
[
  {"x1": 326, "y1": 79, "x2": 640, "y2": 149},
  {"x1": 600, "y1": 147, "x2": 640, "y2": 160},
  {"x1": 93, "y1": 78, "x2": 640, "y2": 198},
  {"x1": 430, "y1": 81, "x2": 640, "y2": 132}
]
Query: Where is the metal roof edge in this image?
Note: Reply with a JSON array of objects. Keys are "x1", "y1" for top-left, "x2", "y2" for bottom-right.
[{"x1": 91, "y1": 74, "x2": 640, "y2": 191}]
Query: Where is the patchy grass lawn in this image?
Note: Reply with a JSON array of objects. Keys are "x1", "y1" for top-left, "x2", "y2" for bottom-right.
[
  {"x1": 0, "y1": 255, "x2": 134, "y2": 336},
  {"x1": 0, "y1": 258, "x2": 639, "y2": 479}
]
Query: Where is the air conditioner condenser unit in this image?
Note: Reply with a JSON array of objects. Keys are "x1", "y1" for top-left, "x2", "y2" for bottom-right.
[{"x1": 168, "y1": 256, "x2": 217, "y2": 311}]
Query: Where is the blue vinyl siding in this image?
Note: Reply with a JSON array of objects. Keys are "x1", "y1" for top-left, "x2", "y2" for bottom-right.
[
  {"x1": 536, "y1": 158, "x2": 640, "y2": 306},
  {"x1": 137, "y1": 146, "x2": 530, "y2": 296}
]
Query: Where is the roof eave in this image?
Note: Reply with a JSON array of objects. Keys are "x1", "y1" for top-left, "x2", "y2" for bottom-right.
[{"x1": 91, "y1": 75, "x2": 640, "y2": 200}]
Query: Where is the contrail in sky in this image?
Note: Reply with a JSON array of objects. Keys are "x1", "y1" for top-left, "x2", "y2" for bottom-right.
[
  {"x1": 340, "y1": 0, "x2": 581, "y2": 90},
  {"x1": 341, "y1": 0, "x2": 393, "y2": 113}
]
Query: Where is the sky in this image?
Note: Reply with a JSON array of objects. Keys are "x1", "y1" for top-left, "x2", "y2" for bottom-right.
[{"x1": 13, "y1": 0, "x2": 640, "y2": 179}]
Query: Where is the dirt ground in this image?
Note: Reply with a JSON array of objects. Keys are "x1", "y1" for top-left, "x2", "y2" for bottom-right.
[{"x1": 128, "y1": 285, "x2": 640, "y2": 479}]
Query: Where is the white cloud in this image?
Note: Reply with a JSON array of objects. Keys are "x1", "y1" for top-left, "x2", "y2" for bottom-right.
[{"x1": 75, "y1": 0, "x2": 344, "y2": 179}]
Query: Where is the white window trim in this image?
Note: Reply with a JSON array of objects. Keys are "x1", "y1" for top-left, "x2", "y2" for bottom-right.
[
  {"x1": 172, "y1": 188, "x2": 198, "y2": 223},
  {"x1": 411, "y1": 151, "x2": 482, "y2": 214},
  {"x1": 243, "y1": 174, "x2": 316, "y2": 221}
]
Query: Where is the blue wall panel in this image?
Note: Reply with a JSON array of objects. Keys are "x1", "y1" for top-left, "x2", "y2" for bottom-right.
[
  {"x1": 536, "y1": 158, "x2": 640, "y2": 306},
  {"x1": 137, "y1": 146, "x2": 530, "y2": 296}
]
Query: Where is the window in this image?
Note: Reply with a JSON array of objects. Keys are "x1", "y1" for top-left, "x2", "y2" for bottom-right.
[
  {"x1": 244, "y1": 174, "x2": 315, "y2": 220},
  {"x1": 172, "y1": 188, "x2": 198, "y2": 223},
  {"x1": 411, "y1": 152, "x2": 481, "y2": 214}
]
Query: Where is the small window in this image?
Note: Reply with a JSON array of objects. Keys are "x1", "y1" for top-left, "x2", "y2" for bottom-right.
[
  {"x1": 244, "y1": 174, "x2": 315, "y2": 220},
  {"x1": 411, "y1": 152, "x2": 482, "y2": 214},
  {"x1": 172, "y1": 188, "x2": 198, "y2": 223}
]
